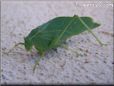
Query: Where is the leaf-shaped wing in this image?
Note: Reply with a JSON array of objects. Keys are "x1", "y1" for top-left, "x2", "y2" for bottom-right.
[{"x1": 24, "y1": 15, "x2": 100, "y2": 56}]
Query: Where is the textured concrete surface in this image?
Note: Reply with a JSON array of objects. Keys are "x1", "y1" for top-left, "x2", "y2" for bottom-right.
[{"x1": 1, "y1": 0, "x2": 114, "y2": 84}]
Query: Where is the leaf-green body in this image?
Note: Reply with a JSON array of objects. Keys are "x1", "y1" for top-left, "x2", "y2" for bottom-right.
[{"x1": 24, "y1": 15, "x2": 100, "y2": 56}]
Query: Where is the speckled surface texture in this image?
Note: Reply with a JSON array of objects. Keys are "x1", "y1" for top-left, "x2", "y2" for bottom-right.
[{"x1": 1, "y1": 0, "x2": 114, "y2": 84}]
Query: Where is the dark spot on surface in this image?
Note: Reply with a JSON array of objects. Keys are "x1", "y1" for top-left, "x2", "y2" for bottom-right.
[
  {"x1": 2, "y1": 48, "x2": 6, "y2": 50},
  {"x1": 87, "y1": 38, "x2": 90, "y2": 42},
  {"x1": 24, "y1": 66, "x2": 26, "y2": 69},
  {"x1": 81, "y1": 40, "x2": 84, "y2": 42},
  {"x1": 2, "y1": 74, "x2": 7, "y2": 80},
  {"x1": 79, "y1": 48, "x2": 83, "y2": 51},
  {"x1": 70, "y1": 56, "x2": 73, "y2": 59},
  {"x1": 85, "y1": 49, "x2": 89, "y2": 53},
  {"x1": 26, "y1": 54, "x2": 30, "y2": 56},
  {"x1": 103, "y1": 60, "x2": 107, "y2": 63},
  {"x1": 84, "y1": 60, "x2": 89, "y2": 63},
  {"x1": 84, "y1": 53, "x2": 87, "y2": 56},
  {"x1": 80, "y1": 54, "x2": 83, "y2": 57},
  {"x1": 95, "y1": 52, "x2": 98, "y2": 54},
  {"x1": 64, "y1": 75, "x2": 69, "y2": 78},
  {"x1": 19, "y1": 33, "x2": 22, "y2": 35},
  {"x1": 100, "y1": 31, "x2": 114, "y2": 37},
  {"x1": 24, "y1": 78, "x2": 27, "y2": 80},
  {"x1": 95, "y1": 61, "x2": 99, "y2": 63},
  {"x1": 63, "y1": 50, "x2": 66, "y2": 53},
  {"x1": 75, "y1": 78, "x2": 79, "y2": 81},
  {"x1": 68, "y1": 53, "x2": 71, "y2": 56},
  {"x1": 39, "y1": 72, "x2": 44, "y2": 75},
  {"x1": 31, "y1": 54, "x2": 33, "y2": 57},
  {"x1": 68, "y1": 39, "x2": 72, "y2": 42},
  {"x1": 85, "y1": 75, "x2": 89, "y2": 78},
  {"x1": 60, "y1": 61, "x2": 66, "y2": 68},
  {"x1": 53, "y1": 48, "x2": 58, "y2": 53},
  {"x1": 65, "y1": 53, "x2": 67, "y2": 56}
]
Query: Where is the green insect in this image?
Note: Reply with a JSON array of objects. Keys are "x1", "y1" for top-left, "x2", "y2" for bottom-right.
[{"x1": 8, "y1": 15, "x2": 104, "y2": 72}]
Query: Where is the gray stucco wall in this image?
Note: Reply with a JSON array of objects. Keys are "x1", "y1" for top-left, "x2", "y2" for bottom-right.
[{"x1": 1, "y1": 0, "x2": 114, "y2": 84}]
